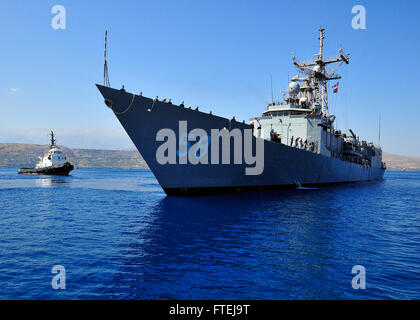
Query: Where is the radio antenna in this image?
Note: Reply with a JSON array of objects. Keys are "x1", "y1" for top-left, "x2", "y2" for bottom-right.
[
  {"x1": 270, "y1": 74, "x2": 274, "y2": 104},
  {"x1": 378, "y1": 115, "x2": 381, "y2": 147},
  {"x1": 103, "y1": 29, "x2": 110, "y2": 87}
]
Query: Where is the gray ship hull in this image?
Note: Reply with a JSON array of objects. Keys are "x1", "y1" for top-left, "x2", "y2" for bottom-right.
[{"x1": 96, "y1": 85, "x2": 385, "y2": 196}]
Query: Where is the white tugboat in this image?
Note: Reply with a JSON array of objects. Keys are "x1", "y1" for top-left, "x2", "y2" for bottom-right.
[{"x1": 18, "y1": 131, "x2": 74, "y2": 175}]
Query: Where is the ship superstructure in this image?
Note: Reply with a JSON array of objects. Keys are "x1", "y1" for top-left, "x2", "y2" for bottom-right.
[
  {"x1": 251, "y1": 28, "x2": 385, "y2": 169},
  {"x1": 96, "y1": 29, "x2": 385, "y2": 196}
]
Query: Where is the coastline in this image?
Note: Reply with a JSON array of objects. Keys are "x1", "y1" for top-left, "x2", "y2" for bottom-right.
[{"x1": 1, "y1": 142, "x2": 419, "y2": 171}]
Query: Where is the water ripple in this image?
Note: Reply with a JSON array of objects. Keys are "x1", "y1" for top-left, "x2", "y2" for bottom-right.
[{"x1": 0, "y1": 168, "x2": 419, "y2": 299}]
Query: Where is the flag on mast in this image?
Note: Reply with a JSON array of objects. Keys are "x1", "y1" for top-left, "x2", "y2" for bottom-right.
[{"x1": 332, "y1": 82, "x2": 339, "y2": 93}]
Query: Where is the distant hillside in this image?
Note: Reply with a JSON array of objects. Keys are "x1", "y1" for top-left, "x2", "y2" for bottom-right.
[
  {"x1": 0, "y1": 143, "x2": 147, "y2": 169},
  {"x1": 0, "y1": 143, "x2": 419, "y2": 171},
  {"x1": 382, "y1": 152, "x2": 420, "y2": 171}
]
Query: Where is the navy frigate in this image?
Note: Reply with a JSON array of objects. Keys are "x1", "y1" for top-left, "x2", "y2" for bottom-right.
[{"x1": 96, "y1": 29, "x2": 386, "y2": 196}]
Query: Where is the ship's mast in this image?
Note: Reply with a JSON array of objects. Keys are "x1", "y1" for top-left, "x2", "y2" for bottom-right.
[
  {"x1": 292, "y1": 28, "x2": 349, "y2": 119},
  {"x1": 317, "y1": 28, "x2": 325, "y2": 61},
  {"x1": 50, "y1": 131, "x2": 56, "y2": 147},
  {"x1": 318, "y1": 29, "x2": 326, "y2": 114},
  {"x1": 103, "y1": 29, "x2": 110, "y2": 87}
]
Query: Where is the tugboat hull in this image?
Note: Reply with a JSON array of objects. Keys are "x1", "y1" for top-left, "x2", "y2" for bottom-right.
[{"x1": 18, "y1": 162, "x2": 74, "y2": 176}]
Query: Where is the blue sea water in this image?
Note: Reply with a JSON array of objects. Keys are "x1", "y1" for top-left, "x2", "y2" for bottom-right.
[{"x1": 0, "y1": 167, "x2": 419, "y2": 300}]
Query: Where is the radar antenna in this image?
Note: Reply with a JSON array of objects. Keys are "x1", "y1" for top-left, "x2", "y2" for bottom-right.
[
  {"x1": 103, "y1": 29, "x2": 110, "y2": 87},
  {"x1": 292, "y1": 28, "x2": 350, "y2": 117}
]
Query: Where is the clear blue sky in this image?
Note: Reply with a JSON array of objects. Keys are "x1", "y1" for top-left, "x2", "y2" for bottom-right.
[{"x1": 1, "y1": 0, "x2": 419, "y2": 155}]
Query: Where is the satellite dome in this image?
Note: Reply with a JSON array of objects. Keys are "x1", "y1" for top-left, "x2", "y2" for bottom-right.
[
  {"x1": 288, "y1": 82, "x2": 300, "y2": 95},
  {"x1": 313, "y1": 65, "x2": 321, "y2": 73}
]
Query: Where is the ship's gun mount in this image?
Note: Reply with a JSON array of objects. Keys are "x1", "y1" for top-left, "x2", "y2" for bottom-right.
[{"x1": 349, "y1": 129, "x2": 357, "y2": 140}]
